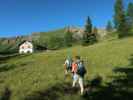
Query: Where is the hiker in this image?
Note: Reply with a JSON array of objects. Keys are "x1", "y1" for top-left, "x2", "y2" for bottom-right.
[
  {"x1": 64, "y1": 56, "x2": 73, "y2": 78},
  {"x1": 72, "y1": 56, "x2": 87, "y2": 95}
]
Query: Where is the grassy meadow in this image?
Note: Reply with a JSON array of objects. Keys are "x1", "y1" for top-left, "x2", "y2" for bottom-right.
[{"x1": 0, "y1": 37, "x2": 133, "y2": 100}]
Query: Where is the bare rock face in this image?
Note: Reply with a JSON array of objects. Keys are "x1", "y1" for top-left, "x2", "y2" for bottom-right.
[
  {"x1": 65, "y1": 26, "x2": 107, "y2": 40},
  {"x1": 65, "y1": 27, "x2": 84, "y2": 40},
  {"x1": 98, "y1": 29, "x2": 108, "y2": 38}
]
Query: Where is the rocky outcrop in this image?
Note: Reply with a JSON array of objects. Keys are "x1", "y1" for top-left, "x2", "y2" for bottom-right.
[{"x1": 65, "y1": 26, "x2": 107, "y2": 39}]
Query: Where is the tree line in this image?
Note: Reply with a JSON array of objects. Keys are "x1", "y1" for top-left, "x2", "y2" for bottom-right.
[{"x1": 106, "y1": 0, "x2": 133, "y2": 38}]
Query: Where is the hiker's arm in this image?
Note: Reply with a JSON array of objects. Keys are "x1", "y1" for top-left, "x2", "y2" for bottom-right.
[
  {"x1": 64, "y1": 63, "x2": 67, "y2": 70},
  {"x1": 64, "y1": 60, "x2": 67, "y2": 69}
]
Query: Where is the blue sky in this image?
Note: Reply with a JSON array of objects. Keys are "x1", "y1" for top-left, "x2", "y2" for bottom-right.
[{"x1": 0, "y1": 0, "x2": 132, "y2": 37}]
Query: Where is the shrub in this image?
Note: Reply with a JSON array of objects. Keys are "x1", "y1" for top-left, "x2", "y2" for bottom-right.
[{"x1": 47, "y1": 36, "x2": 64, "y2": 50}]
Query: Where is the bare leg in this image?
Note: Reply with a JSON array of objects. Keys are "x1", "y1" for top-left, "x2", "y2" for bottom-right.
[
  {"x1": 79, "y1": 77, "x2": 84, "y2": 95},
  {"x1": 72, "y1": 73, "x2": 78, "y2": 87},
  {"x1": 64, "y1": 70, "x2": 68, "y2": 79},
  {"x1": 65, "y1": 69, "x2": 68, "y2": 75}
]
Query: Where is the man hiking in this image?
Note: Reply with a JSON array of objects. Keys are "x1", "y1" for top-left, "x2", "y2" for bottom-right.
[
  {"x1": 64, "y1": 56, "x2": 73, "y2": 79},
  {"x1": 72, "y1": 56, "x2": 87, "y2": 95}
]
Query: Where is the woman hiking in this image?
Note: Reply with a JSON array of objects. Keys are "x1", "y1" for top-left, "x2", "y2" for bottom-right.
[{"x1": 72, "y1": 56, "x2": 87, "y2": 95}]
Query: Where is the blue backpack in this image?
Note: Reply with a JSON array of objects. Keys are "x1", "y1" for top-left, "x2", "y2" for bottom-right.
[{"x1": 77, "y1": 61, "x2": 86, "y2": 77}]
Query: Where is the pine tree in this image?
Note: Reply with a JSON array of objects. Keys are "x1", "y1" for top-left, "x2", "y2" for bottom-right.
[
  {"x1": 114, "y1": 0, "x2": 129, "y2": 38},
  {"x1": 82, "y1": 16, "x2": 93, "y2": 45},
  {"x1": 84, "y1": 16, "x2": 92, "y2": 33},
  {"x1": 106, "y1": 20, "x2": 113, "y2": 32},
  {"x1": 127, "y1": 2, "x2": 133, "y2": 27},
  {"x1": 91, "y1": 27, "x2": 98, "y2": 43}
]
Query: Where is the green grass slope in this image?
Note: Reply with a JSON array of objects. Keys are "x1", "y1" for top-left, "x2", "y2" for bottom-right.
[
  {"x1": 38, "y1": 28, "x2": 66, "y2": 40},
  {"x1": 40, "y1": 28, "x2": 66, "y2": 36},
  {"x1": 0, "y1": 37, "x2": 133, "y2": 100}
]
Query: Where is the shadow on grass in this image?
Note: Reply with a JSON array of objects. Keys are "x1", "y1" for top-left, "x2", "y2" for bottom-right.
[
  {"x1": 0, "y1": 54, "x2": 33, "y2": 73},
  {"x1": 0, "y1": 87, "x2": 11, "y2": 100},
  {"x1": 0, "y1": 54, "x2": 18, "y2": 63},
  {"x1": 0, "y1": 61, "x2": 33, "y2": 73},
  {"x1": 24, "y1": 55, "x2": 133, "y2": 100},
  {"x1": 0, "y1": 54, "x2": 30, "y2": 64},
  {"x1": 24, "y1": 83, "x2": 79, "y2": 100},
  {"x1": 24, "y1": 75, "x2": 104, "y2": 100},
  {"x1": 0, "y1": 64, "x2": 17, "y2": 73},
  {"x1": 83, "y1": 55, "x2": 133, "y2": 100}
]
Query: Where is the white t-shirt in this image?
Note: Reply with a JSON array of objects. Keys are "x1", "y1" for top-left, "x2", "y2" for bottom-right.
[{"x1": 65, "y1": 59, "x2": 69, "y2": 65}]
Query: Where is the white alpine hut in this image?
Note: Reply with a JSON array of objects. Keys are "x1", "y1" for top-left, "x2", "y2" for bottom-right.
[{"x1": 19, "y1": 41, "x2": 33, "y2": 54}]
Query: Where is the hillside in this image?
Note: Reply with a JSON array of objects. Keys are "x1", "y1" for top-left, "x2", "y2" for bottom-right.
[
  {"x1": 0, "y1": 27, "x2": 108, "y2": 54},
  {"x1": 0, "y1": 28, "x2": 67, "y2": 54},
  {"x1": 0, "y1": 37, "x2": 133, "y2": 100},
  {"x1": 35, "y1": 28, "x2": 66, "y2": 41},
  {"x1": 0, "y1": 27, "x2": 107, "y2": 47}
]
